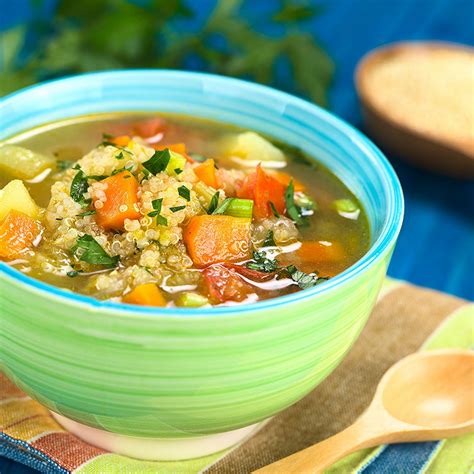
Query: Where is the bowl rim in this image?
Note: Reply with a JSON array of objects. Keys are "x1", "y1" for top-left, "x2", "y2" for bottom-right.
[{"x1": 0, "y1": 69, "x2": 404, "y2": 318}]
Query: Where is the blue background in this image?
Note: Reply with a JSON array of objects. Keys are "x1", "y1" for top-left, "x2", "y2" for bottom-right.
[{"x1": 1, "y1": 0, "x2": 473, "y2": 472}]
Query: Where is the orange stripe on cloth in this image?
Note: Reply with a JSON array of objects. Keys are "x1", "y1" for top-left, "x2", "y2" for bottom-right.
[
  {"x1": 0, "y1": 399, "x2": 50, "y2": 430},
  {"x1": 31, "y1": 432, "x2": 107, "y2": 472},
  {"x1": 4, "y1": 414, "x2": 64, "y2": 440},
  {"x1": 0, "y1": 373, "x2": 25, "y2": 400}
]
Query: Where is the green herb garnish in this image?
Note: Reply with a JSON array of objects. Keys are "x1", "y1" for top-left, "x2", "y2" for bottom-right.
[
  {"x1": 212, "y1": 197, "x2": 233, "y2": 215},
  {"x1": 269, "y1": 201, "x2": 280, "y2": 218},
  {"x1": 147, "y1": 198, "x2": 163, "y2": 217},
  {"x1": 143, "y1": 149, "x2": 171, "y2": 175},
  {"x1": 207, "y1": 192, "x2": 220, "y2": 214},
  {"x1": 70, "y1": 168, "x2": 90, "y2": 208},
  {"x1": 77, "y1": 210, "x2": 96, "y2": 217},
  {"x1": 263, "y1": 230, "x2": 276, "y2": 247},
  {"x1": 115, "y1": 151, "x2": 124, "y2": 160},
  {"x1": 174, "y1": 168, "x2": 183, "y2": 175},
  {"x1": 66, "y1": 270, "x2": 81, "y2": 277},
  {"x1": 57, "y1": 160, "x2": 74, "y2": 171},
  {"x1": 285, "y1": 265, "x2": 324, "y2": 289},
  {"x1": 71, "y1": 235, "x2": 119, "y2": 267},
  {"x1": 170, "y1": 205, "x2": 186, "y2": 213},
  {"x1": 156, "y1": 215, "x2": 168, "y2": 226},
  {"x1": 285, "y1": 180, "x2": 308, "y2": 226},
  {"x1": 178, "y1": 185, "x2": 190, "y2": 201},
  {"x1": 246, "y1": 250, "x2": 279, "y2": 273}
]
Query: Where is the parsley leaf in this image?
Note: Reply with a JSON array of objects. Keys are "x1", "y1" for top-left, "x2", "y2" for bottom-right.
[
  {"x1": 178, "y1": 185, "x2": 190, "y2": 201},
  {"x1": 285, "y1": 180, "x2": 309, "y2": 226},
  {"x1": 77, "y1": 210, "x2": 96, "y2": 217},
  {"x1": 263, "y1": 230, "x2": 276, "y2": 247},
  {"x1": 70, "y1": 168, "x2": 90, "y2": 208},
  {"x1": 207, "y1": 192, "x2": 220, "y2": 214},
  {"x1": 170, "y1": 205, "x2": 186, "y2": 213},
  {"x1": 71, "y1": 235, "x2": 119, "y2": 267},
  {"x1": 246, "y1": 250, "x2": 279, "y2": 273},
  {"x1": 143, "y1": 149, "x2": 170, "y2": 175},
  {"x1": 285, "y1": 265, "x2": 325, "y2": 289},
  {"x1": 269, "y1": 201, "x2": 280, "y2": 218}
]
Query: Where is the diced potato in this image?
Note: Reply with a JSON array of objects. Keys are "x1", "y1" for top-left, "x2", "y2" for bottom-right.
[
  {"x1": 0, "y1": 180, "x2": 40, "y2": 221},
  {"x1": 0, "y1": 144, "x2": 55, "y2": 180},
  {"x1": 223, "y1": 132, "x2": 286, "y2": 166}
]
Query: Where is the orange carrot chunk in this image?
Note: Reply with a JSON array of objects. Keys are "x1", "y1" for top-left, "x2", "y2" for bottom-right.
[
  {"x1": 194, "y1": 159, "x2": 218, "y2": 188},
  {"x1": 184, "y1": 215, "x2": 251, "y2": 267},
  {"x1": 123, "y1": 283, "x2": 167, "y2": 307},
  {"x1": 94, "y1": 170, "x2": 141, "y2": 230},
  {"x1": 237, "y1": 164, "x2": 286, "y2": 219},
  {"x1": 296, "y1": 241, "x2": 345, "y2": 262},
  {"x1": 110, "y1": 135, "x2": 131, "y2": 147},
  {"x1": 152, "y1": 143, "x2": 194, "y2": 163},
  {"x1": 0, "y1": 209, "x2": 41, "y2": 260}
]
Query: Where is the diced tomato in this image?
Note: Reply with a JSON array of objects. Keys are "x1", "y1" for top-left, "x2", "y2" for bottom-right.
[
  {"x1": 203, "y1": 265, "x2": 253, "y2": 303},
  {"x1": 132, "y1": 118, "x2": 165, "y2": 139},
  {"x1": 237, "y1": 164, "x2": 286, "y2": 219}
]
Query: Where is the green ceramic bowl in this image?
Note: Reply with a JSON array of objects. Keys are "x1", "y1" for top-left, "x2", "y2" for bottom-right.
[{"x1": 0, "y1": 71, "x2": 403, "y2": 460}]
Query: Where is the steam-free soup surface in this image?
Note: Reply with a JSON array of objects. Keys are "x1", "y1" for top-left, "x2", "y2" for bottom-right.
[{"x1": 0, "y1": 114, "x2": 369, "y2": 307}]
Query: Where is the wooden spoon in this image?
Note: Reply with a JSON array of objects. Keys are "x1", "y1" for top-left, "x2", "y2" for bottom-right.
[
  {"x1": 254, "y1": 349, "x2": 474, "y2": 474},
  {"x1": 356, "y1": 42, "x2": 474, "y2": 179}
]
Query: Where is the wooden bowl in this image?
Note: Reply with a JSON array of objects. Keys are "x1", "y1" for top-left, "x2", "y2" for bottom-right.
[{"x1": 355, "y1": 42, "x2": 474, "y2": 179}]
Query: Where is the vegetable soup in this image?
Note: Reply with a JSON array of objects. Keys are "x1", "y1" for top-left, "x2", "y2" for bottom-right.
[{"x1": 0, "y1": 114, "x2": 370, "y2": 307}]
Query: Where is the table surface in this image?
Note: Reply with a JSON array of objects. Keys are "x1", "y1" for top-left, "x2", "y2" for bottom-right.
[{"x1": 1, "y1": 0, "x2": 473, "y2": 472}]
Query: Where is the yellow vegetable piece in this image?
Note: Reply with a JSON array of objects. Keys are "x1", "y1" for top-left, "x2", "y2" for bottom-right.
[
  {"x1": 0, "y1": 180, "x2": 40, "y2": 221},
  {"x1": 0, "y1": 145, "x2": 55, "y2": 180}
]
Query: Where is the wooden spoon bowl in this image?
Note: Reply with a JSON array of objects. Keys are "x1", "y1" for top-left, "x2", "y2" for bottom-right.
[
  {"x1": 255, "y1": 349, "x2": 474, "y2": 474},
  {"x1": 356, "y1": 42, "x2": 474, "y2": 179}
]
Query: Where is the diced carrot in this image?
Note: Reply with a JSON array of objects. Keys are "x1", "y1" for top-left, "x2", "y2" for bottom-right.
[
  {"x1": 0, "y1": 210, "x2": 41, "y2": 259},
  {"x1": 122, "y1": 283, "x2": 167, "y2": 307},
  {"x1": 203, "y1": 265, "x2": 252, "y2": 303},
  {"x1": 279, "y1": 241, "x2": 346, "y2": 276},
  {"x1": 270, "y1": 171, "x2": 306, "y2": 192},
  {"x1": 184, "y1": 215, "x2": 251, "y2": 267},
  {"x1": 110, "y1": 135, "x2": 131, "y2": 147},
  {"x1": 296, "y1": 241, "x2": 345, "y2": 262},
  {"x1": 152, "y1": 143, "x2": 194, "y2": 163},
  {"x1": 237, "y1": 164, "x2": 286, "y2": 219},
  {"x1": 94, "y1": 170, "x2": 141, "y2": 230},
  {"x1": 194, "y1": 159, "x2": 218, "y2": 188}
]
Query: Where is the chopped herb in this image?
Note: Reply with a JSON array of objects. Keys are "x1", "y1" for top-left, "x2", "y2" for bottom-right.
[
  {"x1": 263, "y1": 230, "x2": 276, "y2": 247},
  {"x1": 295, "y1": 193, "x2": 317, "y2": 215},
  {"x1": 57, "y1": 160, "x2": 74, "y2": 171},
  {"x1": 111, "y1": 164, "x2": 134, "y2": 176},
  {"x1": 140, "y1": 168, "x2": 151, "y2": 183},
  {"x1": 70, "y1": 168, "x2": 90, "y2": 208},
  {"x1": 143, "y1": 148, "x2": 171, "y2": 175},
  {"x1": 66, "y1": 270, "x2": 80, "y2": 277},
  {"x1": 269, "y1": 201, "x2": 280, "y2": 218},
  {"x1": 102, "y1": 132, "x2": 113, "y2": 139},
  {"x1": 170, "y1": 205, "x2": 186, "y2": 213},
  {"x1": 212, "y1": 198, "x2": 233, "y2": 215},
  {"x1": 115, "y1": 151, "x2": 124, "y2": 160},
  {"x1": 285, "y1": 180, "x2": 308, "y2": 227},
  {"x1": 246, "y1": 250, "x2": 279, "y2": 273},
  {"x1": 207, "y1": 192, "x2": 220, "y2": 214},
  {"x1": 174, "y1": 168, "x2": 183, "y2": 175},
  {"x1": 178, "y1": 185, "x2": 190, "y2": 201},
  {"x1": 152, "y1": 198, "x2": 163, "y2": 212},
  {"x1": 156, "y1": 215, "x2": 168, "y2": 226},
  {"x1": 87, "y1": 175, "x2": 108, "y2": 181},
  {"x1": 71, "y1": 234, "x2": 119, "y2": 267},
  {"x1": 78, "y1": 210, "x2": 96, "y2": 217},
  {"x1": 285, "y1": 265, "x2": 325, "y2": 289}
]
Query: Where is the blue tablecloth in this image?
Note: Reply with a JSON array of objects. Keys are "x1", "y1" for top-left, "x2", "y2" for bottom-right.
[{"x1": 1, "y1": 1, "x2": 473, "y2": 472}]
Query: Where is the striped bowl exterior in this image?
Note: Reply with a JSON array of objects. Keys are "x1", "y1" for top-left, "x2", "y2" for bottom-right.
[{"x1": 0, "y1": 71, "x2": 403, "y2": 438}]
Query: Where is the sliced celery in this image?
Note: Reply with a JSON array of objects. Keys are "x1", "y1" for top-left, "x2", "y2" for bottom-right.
[{"x1": 175, "y1": 292, "x2": 209, "y2": 308}]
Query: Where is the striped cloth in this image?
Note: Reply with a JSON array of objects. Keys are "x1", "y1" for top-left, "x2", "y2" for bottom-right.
[{"x1": 1, "y1": 279, "x2": 473, "y2": 473}]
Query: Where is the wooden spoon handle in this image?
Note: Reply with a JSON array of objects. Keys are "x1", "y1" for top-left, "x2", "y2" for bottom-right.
[{"x1": 254, "y1": 415, "x2": 391, "y2": 474}]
